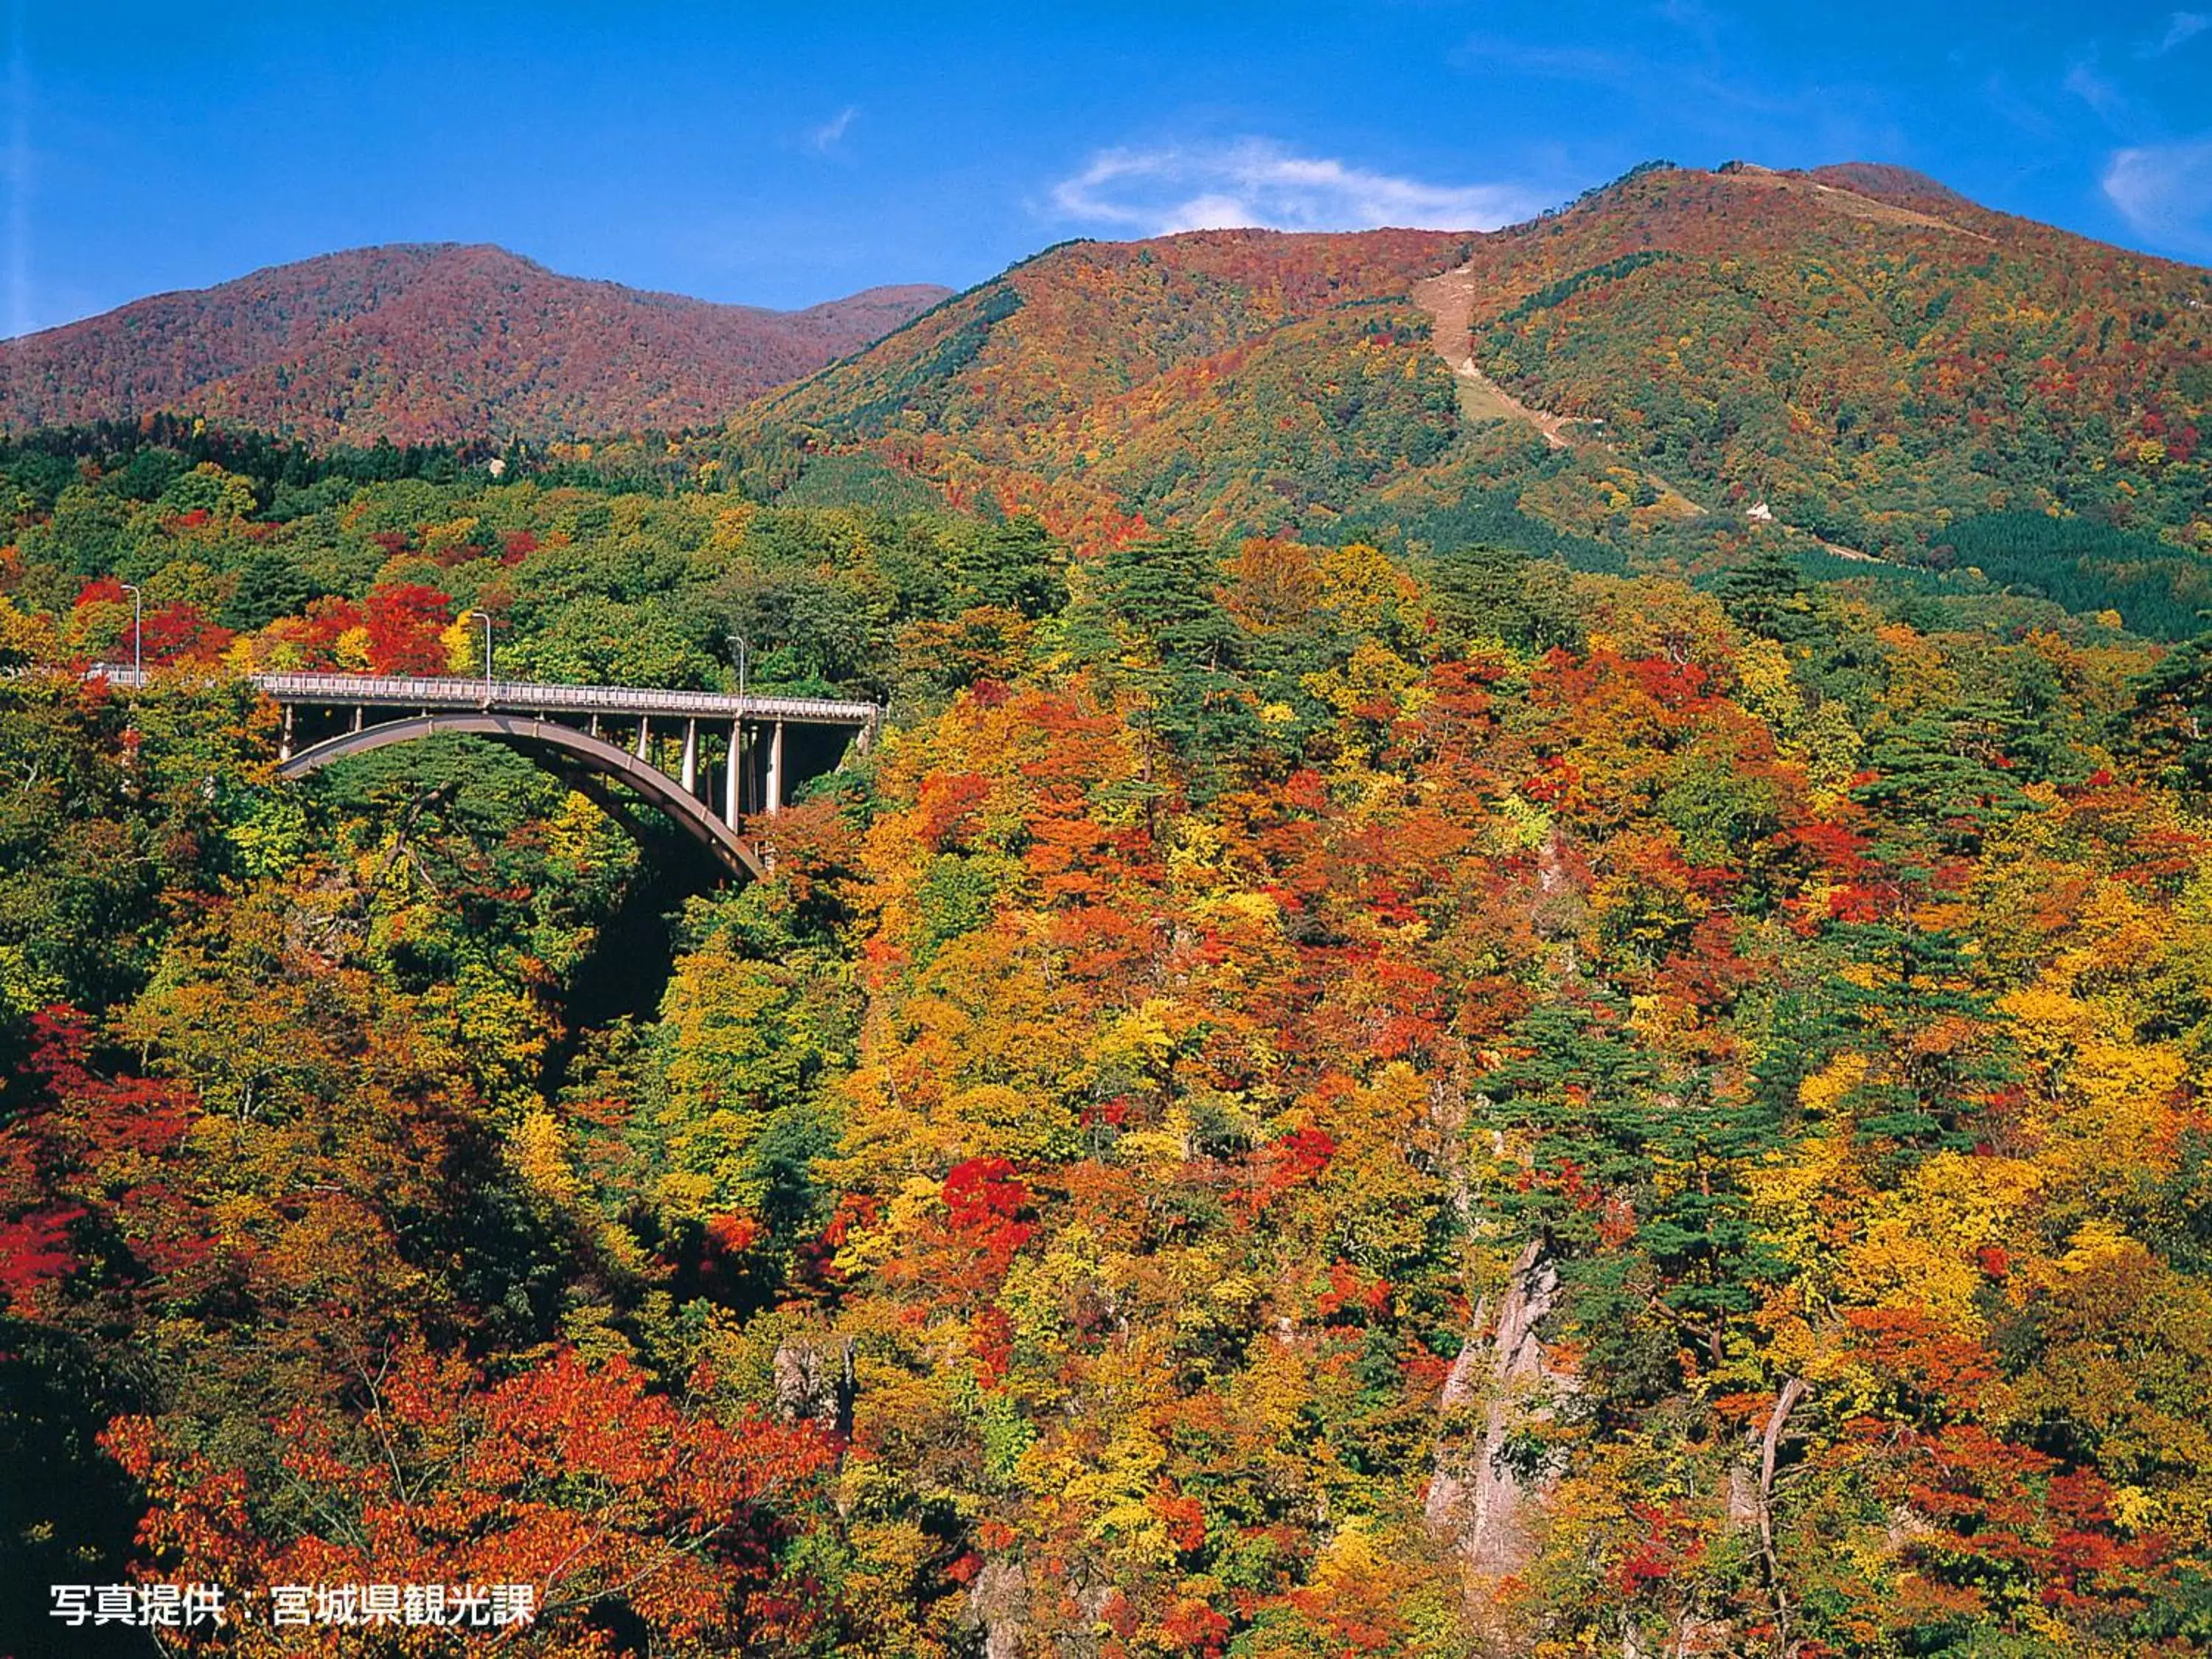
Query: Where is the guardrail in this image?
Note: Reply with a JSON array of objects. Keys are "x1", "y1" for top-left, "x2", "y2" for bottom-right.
[{"x1": 86, "y1": 665, "x2": 879, "y2": 727}]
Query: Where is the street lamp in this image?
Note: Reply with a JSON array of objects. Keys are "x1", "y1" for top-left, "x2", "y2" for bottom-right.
[
  {"x1": 467, "y1": 610, "x2": 494, "y2": 706},
  {"x1": 119, "y1": 582, "x2": 142, "y2": 686}
]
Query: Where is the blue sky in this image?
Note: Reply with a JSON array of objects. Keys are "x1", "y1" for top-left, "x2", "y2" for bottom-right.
[{"x1": 4, "y1": 1, "x2": 2208, "y2": 338}]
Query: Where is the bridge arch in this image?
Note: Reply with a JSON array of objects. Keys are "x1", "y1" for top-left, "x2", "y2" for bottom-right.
[{"x1": 278, "y1": 713, "x2": 768, "y2": 880}]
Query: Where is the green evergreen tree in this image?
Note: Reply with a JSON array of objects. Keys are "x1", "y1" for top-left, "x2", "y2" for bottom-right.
[
  {"x1": 1717, "y1": 543, "x2": 1820, "y2": 645},
  {"x1": 1079, "y1": 529, "x2": 1259, "y2": 775}
]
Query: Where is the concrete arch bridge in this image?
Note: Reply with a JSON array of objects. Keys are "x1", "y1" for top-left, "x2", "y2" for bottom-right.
[{"x1": 104, "y1": 667, "x2": 880, "y2": 880}]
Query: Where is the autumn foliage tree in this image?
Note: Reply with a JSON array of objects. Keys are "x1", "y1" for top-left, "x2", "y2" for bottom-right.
[{"x1": 7, "y1": 412, "x2": 2212, "y2": 1658}]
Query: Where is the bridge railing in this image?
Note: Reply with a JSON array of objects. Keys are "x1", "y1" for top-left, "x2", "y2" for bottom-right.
[{"x1": 86, "y1": 665, "x2": 879, "y2": 727}]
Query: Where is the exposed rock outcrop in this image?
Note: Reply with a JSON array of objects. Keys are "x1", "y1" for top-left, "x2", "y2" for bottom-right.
[
  {"x1": 772, "y1": 1334, "x2": 855, "y2": 1436},
  {"x1": 967, "y1": 1558, "x2": 1027, "y2": 1659},
  {"x1": 1426, "y1": 1239, "x2": 1577, "y2": 1591}
]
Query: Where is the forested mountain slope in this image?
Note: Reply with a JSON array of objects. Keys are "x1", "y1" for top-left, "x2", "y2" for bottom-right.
[
  {"x1": 747, "y1": 227, "x2": 1472, "y2": 442},
  {"x1": 727, "y1": 228, "x2": 1475, "y2": 545},
  {"x1": 734, "y1": 162, "x2": 2211, "y2": 589},
  {"x1": 0, "y1": 243, "x2": 950, "y2": 443},
  {"x1": 1424, "y1": 161, "x2": 2211, "y2": 552}
]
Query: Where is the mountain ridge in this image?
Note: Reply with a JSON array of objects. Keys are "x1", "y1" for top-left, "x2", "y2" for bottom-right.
[
  {"x1": 0, "y1": 243, "x2": 951, "y2": 444},
  {"x1": 726, "y1": 160, "x2": 2211, "y2": 571}
]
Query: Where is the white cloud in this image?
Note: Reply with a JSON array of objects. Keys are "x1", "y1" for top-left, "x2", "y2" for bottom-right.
[
  {"x1": 1049, "y1": 139, "x2": 1540, "y2": 236},
  {"x1": 806, "y1": 106, "x2": 857, "y2": 153},
  {"x1": 2103, "y1": 135, "x2": 2212, "y2": 249},
  {"x1": 2157, "y1": 11, "x2": 2208, "y2": 52},
  {"x1": 2064, "y1": 57, "x2": 2128, "y2": 122}
]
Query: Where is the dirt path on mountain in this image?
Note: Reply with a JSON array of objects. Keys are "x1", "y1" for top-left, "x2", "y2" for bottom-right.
[
  {"x1": 1411, "y1": 260, "x2": 1884, "y2": 562},
  {"x1": 1722, "y1": 164, "x2": 1994, "y2": 240},
  {"x1": 1447, "y1": 356, "x2": 1578, "y2": 450},
  {"x1": 1413, "y1": 260, "x2": 1698, "y2": 512}
]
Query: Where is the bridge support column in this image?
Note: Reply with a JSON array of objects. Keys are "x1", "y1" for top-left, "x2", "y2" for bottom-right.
[
  {"x1": 681, "y1": 719, "x2": 698, "y2": 794},
  {"x1": 767, "y1": 720, "x2": 785, "y2": 815},
  {"x1": 634, "y1": 716, "x2": 650, "y2": 761},
  {"x1": 350, "y1": 707, "x2": 364, "y2": 733},
  {"x1": 726, "y1": 720, "x2": 742, "y2": 822},
  {"x1": 279, "y1": 706, "x2": 295, "y2": 762}
]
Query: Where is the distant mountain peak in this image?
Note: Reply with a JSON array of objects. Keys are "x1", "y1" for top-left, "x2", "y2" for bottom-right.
[{"x1": 0, "y1": 246, "x2": 953, "y2": 443}]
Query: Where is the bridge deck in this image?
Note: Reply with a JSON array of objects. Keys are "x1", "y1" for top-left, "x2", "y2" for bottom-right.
[{"x1": 91, "y1": 667, "x2": 877, "y2": 727}]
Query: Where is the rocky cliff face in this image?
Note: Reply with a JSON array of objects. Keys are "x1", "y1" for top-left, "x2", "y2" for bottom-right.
[{"x1": 1427, "y1": 1239, "x2": 1578, "y2": 1618}]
